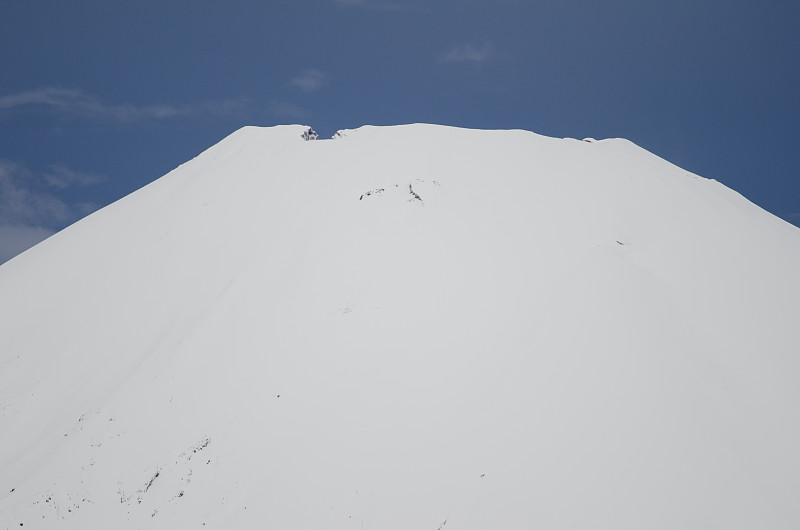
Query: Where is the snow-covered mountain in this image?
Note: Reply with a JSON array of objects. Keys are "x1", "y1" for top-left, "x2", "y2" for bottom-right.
[{"x1": 2, "y1": 124, "x2": 799, "y2": 529}]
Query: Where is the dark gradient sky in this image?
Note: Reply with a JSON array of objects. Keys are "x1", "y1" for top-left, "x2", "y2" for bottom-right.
[{"x1": 1, "y1": 0, "x2": 798, "y2": 262}]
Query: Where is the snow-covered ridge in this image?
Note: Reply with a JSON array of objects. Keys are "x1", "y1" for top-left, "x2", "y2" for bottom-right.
[{"x1": 1, "y1": 124, "x2": 799, "y2": 529}]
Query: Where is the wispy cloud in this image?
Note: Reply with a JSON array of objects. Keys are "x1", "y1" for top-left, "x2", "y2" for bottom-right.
[
  {"x1": 44, "y1": 163, "x2": 106, "y2": 190},
  {"x1": 0, "y1": 159, "x2": 105, "y2": 264},
  {"x1": 0, "y1": 160, "x2": 71, "y2": 226},
  {"x1": 289, "y1": 69, "x2": 329, "y2": 93},
  {"x1": 440, "y1": 42, "x2": 494, "y2": 63},
  {"x1": 0, "y1": 225, "x2": 55, "y2": 265},
  {"x1": 0, "y1": 88, "x2": 248, "y2": 123}
]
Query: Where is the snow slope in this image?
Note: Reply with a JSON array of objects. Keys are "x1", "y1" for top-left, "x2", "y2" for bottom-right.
[{"x1": 1, "y1": 124, "x2": 799, "y2": 529}]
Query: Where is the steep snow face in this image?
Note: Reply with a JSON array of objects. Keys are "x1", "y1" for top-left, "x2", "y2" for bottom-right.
[{"x1": 1, "y1": 124, "x2": 800, "y2": 529}]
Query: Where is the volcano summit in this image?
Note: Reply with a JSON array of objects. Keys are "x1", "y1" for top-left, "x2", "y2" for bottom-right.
[{"x1": 1, "y1": 124, "x2": 799, "y2": 529}]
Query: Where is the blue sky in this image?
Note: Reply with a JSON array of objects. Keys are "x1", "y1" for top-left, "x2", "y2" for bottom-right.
[{"x1": 1, "y1": 0, "x2": 799, "y2": 263}]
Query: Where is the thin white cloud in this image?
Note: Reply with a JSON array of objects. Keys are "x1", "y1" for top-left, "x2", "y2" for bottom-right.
[
  {"x1": 0, "y1": 224, "x2": 55, "y2": 264},
  {"x1": 44, "y1": 163, "x2": 106, "y2": 190},
  {"x1": 0, "y1": 88, "x2": 248, "y2": 123},
  {"x1": 0, "y1": 160, "x2": 72, "y2": 226},
  {"x1": 74, "y1": 202, "x2": 102, "y2": 217},
  {"x1": 289, "y1": 69, "x2": 329, "y2": 93},
  {"x1": 0, "y1": 159, "x2": 107, "y2": 263},
  {"x1": 440, "y1": 42, "x2": 494, "y2": 63}
]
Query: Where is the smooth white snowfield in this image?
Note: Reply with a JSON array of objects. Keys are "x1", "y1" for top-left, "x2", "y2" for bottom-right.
[{"x1": 1, "y1": 124, "x2": 800, "y2": 529}]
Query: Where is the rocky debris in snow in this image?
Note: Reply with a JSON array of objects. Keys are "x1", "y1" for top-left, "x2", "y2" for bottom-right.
[
  {"x1": 143, "y1": 470, "x2": 160, "y2": 493},
  {"x1": 182, "y1": 437, "x2": 210, "y2": 460},
  {"x1": 359, "y1": 188, "x2": 385, "y2": 200},
  {"x1": 118, "y1": 483, "x2": 131, "y2": 504},
  {"x1": 301, "y1": 128, "x2": 318, "y2": 141},
  {"x1": 408, "y1": 183, "x2": 423, "y2": 203},
  {"x1": 332, "y1": 129, "x2": 357, "y2": 139}
]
